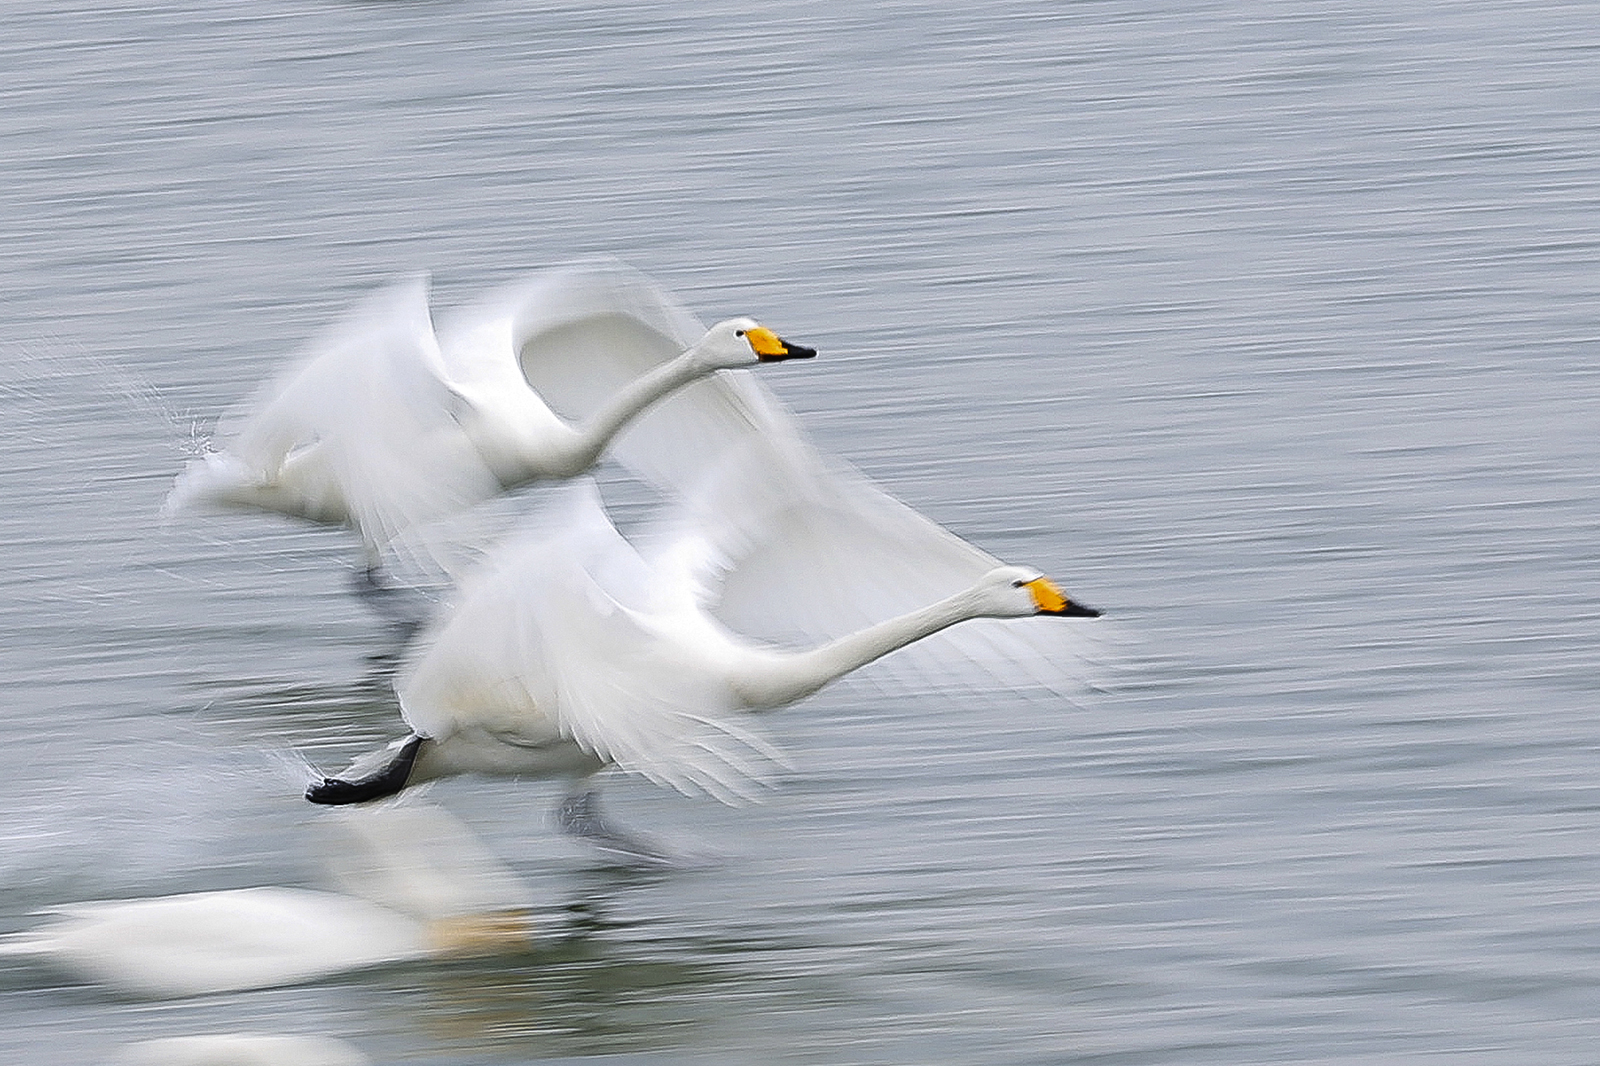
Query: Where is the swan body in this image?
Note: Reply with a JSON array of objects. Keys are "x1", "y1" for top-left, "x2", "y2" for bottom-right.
[
  {"x1": 0, "y1": 804, "x2": 536, "y2": 997},
  {"x1": 308, "y1": 477, "x2": 1098, "y2": 808},
  {"x1": 165, "y1": 260, "x2": 813, "y2": 570},
  {"x1": 0, "y1": 887, "x2": 433, "y2": 997}
]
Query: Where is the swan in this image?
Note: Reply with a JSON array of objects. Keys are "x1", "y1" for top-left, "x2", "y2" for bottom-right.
[
  {"x1": 0, "y1": 804, "x2": 536, "y2": 997},
  {"x1": 164, "y1": 260, "x2": 815, "y2": 576},
  {"x1": 303, "y1": 476, "x2": 1100, "y2": 854},
  {"x1": 0, "y1": 887, "x2": 446, "y2": 997}
]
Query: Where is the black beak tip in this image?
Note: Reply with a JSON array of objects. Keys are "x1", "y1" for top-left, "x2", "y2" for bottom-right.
[
  {"x1": 782, "y1": 343, "x2": 817, "y2": 360},
  {"x1": 1063, "y1": 602, "x2": 1101, "y2": 618}
]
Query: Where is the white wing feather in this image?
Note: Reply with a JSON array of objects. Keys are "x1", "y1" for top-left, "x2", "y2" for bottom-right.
[
  {"x1": 642, "y1": 436, "x2": 1097, "y2": 698},
  {"x1": 465, "y1": 257, "x2": 793, "y2": 496}
]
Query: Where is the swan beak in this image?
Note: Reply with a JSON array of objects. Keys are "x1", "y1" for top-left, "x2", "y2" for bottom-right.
[
  {"x1": 1027, "y1": 577, "x2": 1101, "y2": 618},
  {"x1": 745, "y1": 325, "x2": 817, "y2": 362}
]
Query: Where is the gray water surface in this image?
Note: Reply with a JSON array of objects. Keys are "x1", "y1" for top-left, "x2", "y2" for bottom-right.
[{"x1": 2, "y1": 2, "x2": 1598, "y2": 1063}]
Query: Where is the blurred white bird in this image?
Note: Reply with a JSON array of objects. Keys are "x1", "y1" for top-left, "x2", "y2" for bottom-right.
[
  {"x1": 164, "y1": 259, "x2": 814, "y2": 581},
  {"x1": 304, "y1": 469, "x2": 1100, "y2": 858},
  {"x1": 0, "y1": 804, "x2": 535, "y2": 997}
]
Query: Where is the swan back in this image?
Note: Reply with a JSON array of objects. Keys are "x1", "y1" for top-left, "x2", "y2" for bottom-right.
[
  {"x1": 0, "y1": 804, "x2": 538, "y2": 998},
  {"x1": 0, "y1": 887, "x2": 427, "y2": 997}
]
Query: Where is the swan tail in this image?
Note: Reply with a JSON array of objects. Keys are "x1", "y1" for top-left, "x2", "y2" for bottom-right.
[
  {"x1": 306, "y1": 735, "x2": 425, "y2": 806},
  {"x1": 161, "y1": 450, "x2": 260, "y2": 518}
]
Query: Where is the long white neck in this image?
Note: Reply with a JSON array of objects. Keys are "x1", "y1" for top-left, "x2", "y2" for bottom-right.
[
  {"x1": 554, "y1": 351, "x2": 705, "y2": 476},
  {"x1": 730, "y1": 589, "x2": 984, "y2": 710}
]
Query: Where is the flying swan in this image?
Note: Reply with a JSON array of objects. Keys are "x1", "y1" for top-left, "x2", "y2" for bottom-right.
[
  {"x1": 164, "y1": 259, "x2": 815, "y2": 577},
  {"x1": 303, "y1": 473, "x2": 1100, "y2": 855}
]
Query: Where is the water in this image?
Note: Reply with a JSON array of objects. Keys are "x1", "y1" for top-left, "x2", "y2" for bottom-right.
[{"x1": 2, "y1": 1, "x2": 1598, "y2": 1062}]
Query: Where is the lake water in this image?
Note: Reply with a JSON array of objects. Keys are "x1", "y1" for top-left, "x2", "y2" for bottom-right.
[{"x1": 2, "y1": 1, "x2": 1598, "y2": 1062}]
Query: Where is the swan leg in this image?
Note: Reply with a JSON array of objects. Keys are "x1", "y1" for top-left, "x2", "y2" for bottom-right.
[
  {"x1": 554, "y1": 788, "x2": 677, "y2": 868},
  {"x1": 349, "y1": 563, "x2": 429, "y2": 635},
  {"x1": 306, "y1": 735, "x2": 425, "y2": 805}
]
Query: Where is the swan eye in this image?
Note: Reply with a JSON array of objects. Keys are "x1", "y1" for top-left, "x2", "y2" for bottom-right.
[
  {"x1": 735, "y1": 329, "x2": 746, "y2": 337},
  {"x1": 1012, "y1": 579, "x2": 1026, "y2": 588}
]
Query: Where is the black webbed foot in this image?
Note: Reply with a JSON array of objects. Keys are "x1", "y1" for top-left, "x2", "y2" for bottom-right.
[{"x1": 306, "y1": 735, "x2": 424, "y2": 805}]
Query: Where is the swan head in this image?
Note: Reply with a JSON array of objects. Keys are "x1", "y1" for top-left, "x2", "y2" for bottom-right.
[
  {"x1": 691, "y1": 317, "x2": 817, "y2": 371},
  {"x1": 976, "y1": 566, "x2": 1101, "y2": 619}
]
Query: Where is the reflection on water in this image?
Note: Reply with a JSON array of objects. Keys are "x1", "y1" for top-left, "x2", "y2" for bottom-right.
[{"x1": 393, "y1": 902, "x2": 812, "y2": 1058}]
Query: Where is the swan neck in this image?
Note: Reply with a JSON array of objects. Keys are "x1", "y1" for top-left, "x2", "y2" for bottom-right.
[
  {"x1": 737, "y1": 593, "x2": 977, "y2": 709},
  {"x1": 564, "y1": 351, "x2": 702, "y2": 472}
]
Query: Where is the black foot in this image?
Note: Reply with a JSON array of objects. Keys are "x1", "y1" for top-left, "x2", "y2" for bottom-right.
[{"x1": 306, "y1": 735, "x2": 425, "y2": 805}]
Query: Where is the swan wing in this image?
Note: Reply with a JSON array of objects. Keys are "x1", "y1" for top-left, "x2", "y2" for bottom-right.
[
  {"x1": 648, "y1": 441, "x2": 1098, "y2": 697},
  {"x1": 221, "y1": 276, "x2": 445, "y2": 473},
  {"x1": 216, "y1": 277, "x2": 500, "y2": 567},
  {"x1": 457, "y1": 257, "x2": 796, "y2": 497},
  {"x1": 403, "y1": 481, "x2": 785, "y2": 803}
]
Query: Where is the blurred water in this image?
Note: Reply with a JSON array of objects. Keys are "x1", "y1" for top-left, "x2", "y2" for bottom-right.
[{"x1": 2, "y1": 1, "x2": 1598, "y2": 1062}]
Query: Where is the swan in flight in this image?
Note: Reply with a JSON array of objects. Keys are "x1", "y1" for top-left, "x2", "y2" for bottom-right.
[
  {"x1": 164, "y1": 260, "x2": 815, "y2": 576},
  {"x1": 303, "y1": 474, "x2": 1100, "y2": 856}
]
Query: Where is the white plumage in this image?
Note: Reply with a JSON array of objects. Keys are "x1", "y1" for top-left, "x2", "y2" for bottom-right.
[
  {"x1": 1, "y1": 887, "x2": 431, "y2": 998},
  {"x1": 310, "y1": 459, "x2": 1100, "y2": 811},
  {"x1": 165, "y1": 258, "x2": 813, "y2": 574},
  {"x1": 167, "y1": 257, "x2": 1102, "y2": 838},
  {"x1": 0, "y1": 805, "x2": 536, "y2": 997}
]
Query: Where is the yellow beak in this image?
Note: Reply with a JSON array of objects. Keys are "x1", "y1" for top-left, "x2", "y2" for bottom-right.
[
  {"x1": 743, "y1": 325, "x2": 817, "y2": 362},
  {"x1": 1026, "y1": 577, "x2": 1101, "y2": 617},
  {"x1": 1025, "y1": 577, "x2": 1068, "y2": 614}
]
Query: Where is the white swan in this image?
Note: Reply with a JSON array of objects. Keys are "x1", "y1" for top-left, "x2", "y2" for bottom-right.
[
  {"x1": 304, "y1": 476, "x2": 1099, "y2": 838},
  {"x1": 0, "y1": 887, "x2": 438, "y2": 998},
  {"x1": 165, "y1": 260, "x2": 814, "y2": 574},
  {"x1": 0, "y1": 805, "x2": 536, "y2": 997}
]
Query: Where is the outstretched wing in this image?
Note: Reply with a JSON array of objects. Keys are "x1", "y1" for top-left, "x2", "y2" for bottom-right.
[
  {"x1": 446, "y1": 257, "x2": 795, "y2": 498},
  {"x1": 644, "y1": 440, "x2": 1100, "y2": 698}
]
